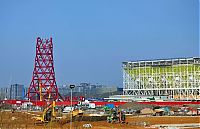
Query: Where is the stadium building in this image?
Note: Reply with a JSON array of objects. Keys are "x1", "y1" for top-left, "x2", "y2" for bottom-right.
[{"x1": 122, "y1": 57, "x2": 200, "y2": 101}]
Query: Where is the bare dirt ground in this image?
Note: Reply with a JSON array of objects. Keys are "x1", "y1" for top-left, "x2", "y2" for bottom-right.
[{"x1": 0, "y1": 111, "x2": 199, "y2": 129}]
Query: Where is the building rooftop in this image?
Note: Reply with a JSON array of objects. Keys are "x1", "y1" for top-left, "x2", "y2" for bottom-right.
[{"x1": 123, "y1": 57, "x2": 200, "y2": 67}]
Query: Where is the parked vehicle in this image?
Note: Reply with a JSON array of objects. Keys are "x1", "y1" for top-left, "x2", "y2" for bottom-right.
[{"x1": 63, "y1": 106, "x2": 74, "y2": 113}]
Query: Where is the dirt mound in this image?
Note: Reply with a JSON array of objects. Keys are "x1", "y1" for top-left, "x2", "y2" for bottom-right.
[{"x1": 118, "y1": 102, "x2": 154, "y2": 110}]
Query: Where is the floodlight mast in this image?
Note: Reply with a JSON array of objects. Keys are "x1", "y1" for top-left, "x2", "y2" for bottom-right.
[{"x1": 70, "y1": 85, "x2": 75, "y2": 129}]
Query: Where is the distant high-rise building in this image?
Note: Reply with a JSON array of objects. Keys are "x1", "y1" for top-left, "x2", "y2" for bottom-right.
[
  {"x1": 57, "y1": 83, "x2": 118, "y2": 98},
  {"x1": 0, "y1": 87, "x2": 10, "y2": 100},
  {"x1": 24, "y1": 87, "x2": 29, "y2": 99},
  {"x1": 10, "y1": 84, "x2": 25, "y2": 100}
]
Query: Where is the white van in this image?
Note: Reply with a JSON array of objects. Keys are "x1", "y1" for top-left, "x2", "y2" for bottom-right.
[{"x1": 63, "y1": 106, "x2": 74, "y2": 113}]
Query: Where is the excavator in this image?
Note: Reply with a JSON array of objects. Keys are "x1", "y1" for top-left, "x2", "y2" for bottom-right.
[
  {"x1": 107, "y1": 109, "x2": 126, "y2": 123},
  {"x1": 34, "y1": 101, "x2": 83, "y2": 124},
  {"x1": 33, "y1": 80, "x2": 83, "y2": 123},
  {"x1": 34, "y1": 101, "x2": 57, "y2": 123},
  {"x1": 33, "y1": 80, "x2": 58, "y2": 123}
]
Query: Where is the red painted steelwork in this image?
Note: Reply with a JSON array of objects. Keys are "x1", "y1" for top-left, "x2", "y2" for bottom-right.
[
  {"x1": 28, "y1": 37, "x2": 59, "y2": 101},
  {"x1": 91, "y1": 101, "x2": 200, "y2": 107},
  {"x1": 65, "y1": 96, "x2": 85, "y2": 101},
  {"x1": 2, "y1": 100, "x2": 200, "y2": 107},
  {"x1": 137, "y1": 101, "x2": 200, "y2": 106}
]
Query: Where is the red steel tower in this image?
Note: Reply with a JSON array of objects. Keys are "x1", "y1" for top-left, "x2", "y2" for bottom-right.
[{"x1": 28, "y1": 37, "x2": 59, "y2": 101}]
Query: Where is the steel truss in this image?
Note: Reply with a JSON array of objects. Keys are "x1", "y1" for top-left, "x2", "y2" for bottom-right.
[
  {"x1": 28, "y1": 37, "x2": 59, "y2": 101},
  {"x1": 123, "y1": 57, "x2": 200, "y2": 100}
]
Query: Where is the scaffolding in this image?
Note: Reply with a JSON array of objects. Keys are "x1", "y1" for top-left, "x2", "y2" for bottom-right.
[{"x1": 123, "y1": 57, "x2": 200, "y2": 100}]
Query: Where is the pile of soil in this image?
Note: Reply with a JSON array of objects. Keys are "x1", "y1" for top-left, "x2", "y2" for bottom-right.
[{"x1": 118, "y1": 102, "x2": 154, "y2": 110}]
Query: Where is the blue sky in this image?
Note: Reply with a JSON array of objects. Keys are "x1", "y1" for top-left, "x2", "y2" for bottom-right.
[{"x1": 0, "y1": 0, "x2": 199, "y2": 87}]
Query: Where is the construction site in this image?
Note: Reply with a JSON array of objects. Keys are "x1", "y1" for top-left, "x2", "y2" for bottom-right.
[{"x1": 0, "y1": 37, "x2": 199, "y2": 129}]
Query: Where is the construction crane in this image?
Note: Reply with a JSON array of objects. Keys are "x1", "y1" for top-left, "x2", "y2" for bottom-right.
[
  {"x1": 39, "y1": 80, "x2": 42, "y2": 101},
  {"x1": 38, "y1": 77, "x2": 51, "y2": 101}
]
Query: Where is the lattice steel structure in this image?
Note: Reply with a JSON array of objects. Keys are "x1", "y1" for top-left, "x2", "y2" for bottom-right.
[
  {"x1": 123, "y1": 57, "x2": 200, "y2": 100},
  {"x1": 28, "y1": 37, "x2": 59, "y2": 101}
]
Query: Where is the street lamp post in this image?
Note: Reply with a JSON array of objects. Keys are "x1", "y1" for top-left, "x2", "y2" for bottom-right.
[{"x1": 69, "y1": 85, "x2": 75, "y2": 129}]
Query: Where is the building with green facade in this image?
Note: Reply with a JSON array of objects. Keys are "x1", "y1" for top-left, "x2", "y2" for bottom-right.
[{"x1": 123, "y1": 57, "x2": 200, "y2": 100}]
